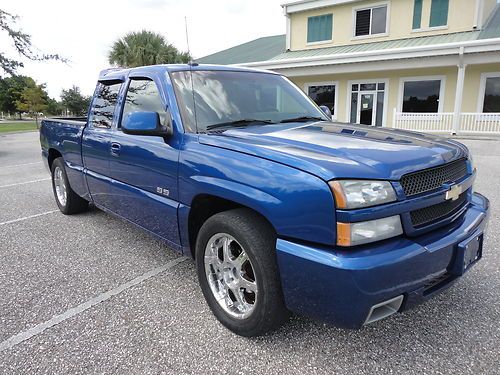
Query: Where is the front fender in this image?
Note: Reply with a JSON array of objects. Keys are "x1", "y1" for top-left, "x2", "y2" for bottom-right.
[
  {"x1": 178, "y1": 137, "x2": 336, "y2": 246},
  {"x1": 189, "y1": 175, "x2": 282, "y2": 218}
]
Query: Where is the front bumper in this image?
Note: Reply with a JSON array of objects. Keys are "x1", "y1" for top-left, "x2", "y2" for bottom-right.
[{"x1": 276, "y1": 192, "x2": 490, "y2": 329}]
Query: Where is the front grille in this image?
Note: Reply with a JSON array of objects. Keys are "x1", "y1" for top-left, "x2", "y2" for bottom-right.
[
  {"x1": 400, "y1": 159, "x2": 468, "y2": 197},
  {"x1": 410, "y1": 192, "x2": 468, "y2": 227}
]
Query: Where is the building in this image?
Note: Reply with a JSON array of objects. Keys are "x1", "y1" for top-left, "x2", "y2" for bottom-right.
[{"x1": 197, "y1": 0, "x2": 500, "y2": 134}]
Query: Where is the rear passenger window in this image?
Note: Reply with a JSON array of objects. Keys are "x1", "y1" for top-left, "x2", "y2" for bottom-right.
[
  {"x1": 121, "y1": 79, "x2": 168, "y2": 127},
  {"x1": 89, "y1": 82, "x2": 122, "y2": 129}
]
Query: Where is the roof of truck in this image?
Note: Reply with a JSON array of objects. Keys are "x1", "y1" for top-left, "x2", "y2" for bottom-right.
[{"x1": 98, "y1": 64, "x2": 279, "y2": 82}]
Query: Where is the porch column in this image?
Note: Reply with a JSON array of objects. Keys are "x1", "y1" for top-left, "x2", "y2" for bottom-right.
[{"x1": 452, "y1": 60, "x2": 467, "y2": 135}]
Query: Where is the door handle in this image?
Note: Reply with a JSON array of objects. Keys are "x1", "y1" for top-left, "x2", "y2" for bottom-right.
[{"x1": 110, "y1": 142, "x2": 121, "y2": 156}]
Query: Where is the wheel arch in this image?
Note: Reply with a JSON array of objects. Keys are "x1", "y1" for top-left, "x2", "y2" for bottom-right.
[
  {"x1": 48, "y1": 148, "x2": 63, "y2": 170},
  {"x1": 187, "y1": 194, "x2": 276, "y2": 259}
]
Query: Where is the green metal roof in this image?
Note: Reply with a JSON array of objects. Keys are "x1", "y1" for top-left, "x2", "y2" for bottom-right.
[
  {"x1": 195, "y1": 5, "x2": 500, "y2": 65},
  {"x1": 195, "y1": 35, "x2": 286, "y2": 65},
  {"x1": 269, "y1": 31, "x2": 482, "y2": 61}
]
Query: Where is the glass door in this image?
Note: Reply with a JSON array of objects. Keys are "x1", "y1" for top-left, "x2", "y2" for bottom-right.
[
  {"x1": 350, "y1": 82, "x2": 385, "y2": 126},
  {"x1": 360, "y1": 93, "x2": 374, "y2": 125}
]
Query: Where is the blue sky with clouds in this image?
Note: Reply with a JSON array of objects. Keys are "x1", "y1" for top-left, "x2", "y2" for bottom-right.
[{"x1": 0, "y1": 0, "x2": 285, "y2": 98}]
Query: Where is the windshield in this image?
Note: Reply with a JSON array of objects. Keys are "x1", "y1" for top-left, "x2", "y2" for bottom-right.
[{"x1": 170, "y1": 70, "x2": 328, "y2": 133}]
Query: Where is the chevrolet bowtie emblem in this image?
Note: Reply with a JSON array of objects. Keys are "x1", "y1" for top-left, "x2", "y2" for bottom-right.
[{"x1": 445, "y1": 184, "x2": 462, "y2": 201}]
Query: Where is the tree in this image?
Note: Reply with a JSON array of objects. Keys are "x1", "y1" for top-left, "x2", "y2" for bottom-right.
[
  {"x1": 60, "y1": 86, "x2": 91, "y2": 116},
  {"x1": 1, "y1": 9, "x2": 64, "y2": 76},
  {"x1": 108, "y1": 30, "x2": 191, "y2": 68},
  {"x1": 15, "y1": 84, "x2": 47, "y2": 127},
  {"x1": 0, "y1": 75, "x2": 37, "y2": 118},
  {"x1": 46, "y1": 97, "x2": 63, "y2": 116}
]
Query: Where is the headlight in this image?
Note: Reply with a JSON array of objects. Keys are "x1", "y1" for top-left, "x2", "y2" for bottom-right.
[
  {"x1": 337, "y1": 215, "x2": 403, "y2": 247},
  {"x1": 329, "y1": 180, "x2": 397, "y2": 209}
]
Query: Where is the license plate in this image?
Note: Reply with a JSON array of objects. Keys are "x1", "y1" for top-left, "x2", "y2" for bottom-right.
[{"x1": 450, "y1": 234, "x2": 483, "y2": 276}]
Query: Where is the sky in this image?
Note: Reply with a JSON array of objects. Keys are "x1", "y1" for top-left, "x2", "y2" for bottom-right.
[{"x1": 0, "y1": 0, "x2": 286, "y2": 99}]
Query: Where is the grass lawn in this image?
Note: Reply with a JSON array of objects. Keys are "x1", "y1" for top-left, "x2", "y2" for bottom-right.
[{"x1": 0, "y1": 121, "x2": 38, "y2": 133}]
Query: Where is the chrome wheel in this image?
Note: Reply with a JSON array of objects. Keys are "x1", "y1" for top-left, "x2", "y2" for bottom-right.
[
  {"x1": 204, "y1": 233, "x2": 258, "y2": 319},
  {"x1": 53, "y1": 166, "x2": 67, "y2": 206}
]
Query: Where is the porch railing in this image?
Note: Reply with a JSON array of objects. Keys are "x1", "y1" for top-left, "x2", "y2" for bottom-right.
[
  {"x1": 393, "y1": 110, "x2": 500, "y2": 134},
  {"x1": 460, "y1": 113, "x2": 500, "y2": 134}
]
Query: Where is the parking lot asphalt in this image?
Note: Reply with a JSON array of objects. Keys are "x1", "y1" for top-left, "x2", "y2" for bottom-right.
[{"x1": 0, "y1": 131, "x2": 499, "y2": 375}]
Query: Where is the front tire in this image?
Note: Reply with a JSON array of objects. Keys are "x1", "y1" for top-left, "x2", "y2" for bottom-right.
[
  {"x1": 51, "y1": 157, "x2": 88, "y2": 215},
  {"x1": 196, "y1": 208, "x2": 289, "y2": 336}
]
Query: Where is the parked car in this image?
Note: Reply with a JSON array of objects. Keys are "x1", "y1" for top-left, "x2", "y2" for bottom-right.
[{"x1": 40, "y1": 64, "x2": 489, "y2": 336}]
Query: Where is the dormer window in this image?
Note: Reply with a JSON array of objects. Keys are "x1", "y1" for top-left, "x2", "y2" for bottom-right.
[
  {"x1": 354, "y1": 4, "x2": 388, "y2": 37},
  {"x1": 307, "y1": 14, "x2": 333, "y2": 43}
]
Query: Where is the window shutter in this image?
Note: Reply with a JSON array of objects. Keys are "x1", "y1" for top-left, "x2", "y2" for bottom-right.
[
  {"x1": 307, "y1": 14, "x2": 333, "y2": 43},
  {"x1": 307, "y1": 17, "x2": 317, "y2": 43},
  {"x1": 413, "y1": 0, "x2": 423, "y2": 29},
  {"x1": 355, "y1": 9, "x2": 371, "y2": 36},
  {"x1": 325, "y1": 14, "x2": 333, "y2": 41},
  {"x1": 430, "y1": 0, "x2": 449, "y2": 27}
]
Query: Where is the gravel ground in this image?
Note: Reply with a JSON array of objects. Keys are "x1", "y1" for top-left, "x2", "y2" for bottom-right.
[{"x1": 0, "y1": 131, "x2": 499, "y2": 375}]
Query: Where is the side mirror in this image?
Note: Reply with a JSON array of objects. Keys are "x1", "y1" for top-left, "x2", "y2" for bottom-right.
[
  {"x1": 319, "y1": 105, "x2": 332, "y2": 120},
  {"x1": 122, "y1": 111, "x2": 171, "y2": 137}
]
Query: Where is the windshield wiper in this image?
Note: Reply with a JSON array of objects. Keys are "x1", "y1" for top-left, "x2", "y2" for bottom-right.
[
  {"x1": 279, "y1": 116, "x2": 326, "y2": 124},
  {"x1": 206, "y1": 119, "x2": 275, "y2": 132}
]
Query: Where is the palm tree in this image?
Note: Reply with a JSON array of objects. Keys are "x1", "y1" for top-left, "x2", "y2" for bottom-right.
[{"x1": 108, "y1": 30, "x2": 191, "y2": 68}]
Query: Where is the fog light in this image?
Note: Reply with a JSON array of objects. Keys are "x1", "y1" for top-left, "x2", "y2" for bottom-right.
[{"x1": 337, "y1": 215, "x2": 403, "y2": 247}]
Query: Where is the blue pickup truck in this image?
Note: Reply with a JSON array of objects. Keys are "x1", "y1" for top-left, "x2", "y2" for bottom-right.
[{"x1": 40, "y1": 64, "x2": 489, "y2": 336}]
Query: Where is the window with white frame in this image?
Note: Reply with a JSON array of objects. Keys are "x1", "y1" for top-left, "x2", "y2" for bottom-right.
[
  {"x1": 305, "y1": 82, "x2": 337, "y2": 118},
  {"x1": 354, "y1": 4, "x2": 388, "y2": 37},
  {"x1": 401, "y1": 78, "x2": 443, "y2": 113},
  {"x1": 480, "y1": 74, "x2": 500, "y2": 113}
]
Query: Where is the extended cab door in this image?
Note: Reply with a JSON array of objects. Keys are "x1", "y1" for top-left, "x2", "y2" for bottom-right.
[
  {"x1": 82, "y1": 81, "x2": 122, "y2": 207},
  {"x1": 107, "y1": 76, "x2": 181, "y2": 246}
]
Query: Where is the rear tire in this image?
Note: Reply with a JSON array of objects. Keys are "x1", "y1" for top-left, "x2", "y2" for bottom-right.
[
  {"x1": 51, "y1": 157, "x2": 88, "y2": 215},
  {"x1": 195, "y1": 208, "x2": 289, "y2": 336}
]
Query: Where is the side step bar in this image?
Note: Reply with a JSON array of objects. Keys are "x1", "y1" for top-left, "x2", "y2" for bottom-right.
[{"x1": 364, "y1": 295, "x2": 404, "y2": 325}]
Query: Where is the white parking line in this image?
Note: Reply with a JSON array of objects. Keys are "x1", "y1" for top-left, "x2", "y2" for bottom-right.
[
  {"x1": 0, "y1": 178, "x2": 50, "y2": 189},
  {"x1": 0, "y1": 210, "x2": 59, "y2": 226},
  {"x1": 0, "y1": 256, "x2": 189, "y2": 352},
  {"x1": 0, "y1": 161, "x2": 42, "y2": 169}
]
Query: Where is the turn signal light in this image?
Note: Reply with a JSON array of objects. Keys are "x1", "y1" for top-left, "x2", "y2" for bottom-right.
[{"x1": 336, "y1": 216, "x2": 403, "y2": 247}]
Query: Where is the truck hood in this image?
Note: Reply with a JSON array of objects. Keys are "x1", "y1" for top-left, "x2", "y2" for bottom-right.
[{"x1": 199, "y1": 122, "x2": 468, "y2": 181}]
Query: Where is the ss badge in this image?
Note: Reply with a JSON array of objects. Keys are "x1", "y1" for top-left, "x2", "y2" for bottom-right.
[{"x1": 156, "y1": 187, "x2": 170, "y2": 197}]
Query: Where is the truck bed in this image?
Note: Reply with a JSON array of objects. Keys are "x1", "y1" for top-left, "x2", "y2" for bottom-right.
[
  {"x1": 40, "y1": 118, "x2": 87, "y2": 153},
  {"x1": 44, "y1": 117, "x2": 87, "y2": 126},
  {"x1": 40, "y1": 117, "x2": 89, "y2": 199}
]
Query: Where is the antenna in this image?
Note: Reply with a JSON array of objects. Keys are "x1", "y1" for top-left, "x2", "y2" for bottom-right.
[{"x1": 185, "y1": 16, "x2": 196, "y2": 65}]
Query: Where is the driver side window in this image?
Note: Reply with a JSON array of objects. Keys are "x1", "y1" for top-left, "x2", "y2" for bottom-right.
[{"x1": 121, "y1": 79, "x2": 168, "y2": 128}]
